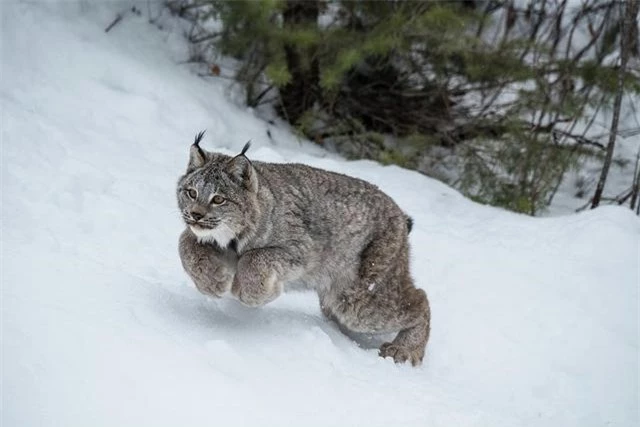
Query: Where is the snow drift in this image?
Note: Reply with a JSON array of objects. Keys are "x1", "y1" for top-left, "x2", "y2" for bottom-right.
[{"x1": 2, "y1": 2, "x2": 638, "y2": 426}]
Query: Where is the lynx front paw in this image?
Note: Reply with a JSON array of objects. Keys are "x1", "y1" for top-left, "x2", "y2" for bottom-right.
[
  {"x1": 379, "y1": 342, "x2": 424, "y2": 366},
  {"x1": 179, "y1": 228, "x2": 237, "y2": 298},
  {"x1": 193, "y1": 275, "x2": 233, "y2": 298},
  {"x1": 231, "y1": 269, "x2": 281, "y2": 307}
]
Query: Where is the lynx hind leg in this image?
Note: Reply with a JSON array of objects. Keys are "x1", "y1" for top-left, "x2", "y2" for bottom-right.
[
  {"x1": 179, "y1": 229, "x2": 237, "y2": 298},
  {"x1": 361, "y1": 218, "x2": 430, "y2": 365},
  {"x1": 358, "y1": 215, "x2": 408, "y2": 290},
  {"x1": 324, "y1": 225, "x2": 430, "y2": 365},
  {"x1": 321, "y1": 270, "x2": 430, "y2": 365},
  {"x1": 378, "y1": 287, "x2": 430, "y2": 366}
]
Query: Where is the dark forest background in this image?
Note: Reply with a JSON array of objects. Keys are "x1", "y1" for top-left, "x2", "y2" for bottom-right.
[{"x1": 166, "y1": 0, "x2": 640, "y2": 215}]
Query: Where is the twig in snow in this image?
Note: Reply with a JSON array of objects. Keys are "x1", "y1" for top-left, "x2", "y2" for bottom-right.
[{"x1": 105, "y1": 13, "x2": 124, "y2": 33}]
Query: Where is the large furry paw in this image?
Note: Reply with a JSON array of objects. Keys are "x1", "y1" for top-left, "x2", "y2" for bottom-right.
[
  {"x1": 379, "y1": 342, "x2": 424, "y2": 366},
  {"x1": 192, "y1": 274, "x2": 233, "y2": 298},
  {"x1": 179, "y1": 228, "x2": 236, "y2": 298},
  {"x1": 187, "y1": 252, "x2": 235, "y2": 298},
  {"x1": 231, "y1": 269, "x2": 281, "y2": 307}
]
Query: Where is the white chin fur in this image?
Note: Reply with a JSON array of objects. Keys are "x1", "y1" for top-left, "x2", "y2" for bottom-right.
[{"x1": 190, "y1": 223, "x2": 236, "y2": 248}]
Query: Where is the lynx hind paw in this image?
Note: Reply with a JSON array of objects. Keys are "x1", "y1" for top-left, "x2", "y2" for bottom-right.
[{"x1": 379, "y1": 342, "x2": 424, "y2": 366}]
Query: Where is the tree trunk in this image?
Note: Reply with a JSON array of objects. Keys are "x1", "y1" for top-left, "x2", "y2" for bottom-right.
[
  {"x1": 279, "y1": 0, "x2": 321, "y2": 125},
  {"x1": 630, "y1": 149, "x2": 640, "y2": 211},
  {"x1": 591, "y1": 0, "x2": 637, "y2": 208}
]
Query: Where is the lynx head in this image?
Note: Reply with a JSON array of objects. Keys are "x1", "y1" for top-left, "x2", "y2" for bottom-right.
[{"x1": 177, "y1": 131, "x2": 259, "y2": 248}]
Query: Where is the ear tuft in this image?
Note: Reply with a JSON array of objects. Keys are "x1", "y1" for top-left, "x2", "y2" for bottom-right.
[
  {"x1": 194, "y1": 130, "x2": 206, "y2": 147},
  {"x1": 240, "y1": 140, "x2": 251, "y2": 156}
]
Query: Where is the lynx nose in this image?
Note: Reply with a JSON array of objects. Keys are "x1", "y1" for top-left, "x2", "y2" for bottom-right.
[{"x1": 190, "y1": 211, "x2": 204, "y2": 221}]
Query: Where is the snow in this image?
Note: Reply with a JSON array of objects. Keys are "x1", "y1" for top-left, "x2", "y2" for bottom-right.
[{"x1": 2, "y1": 2, "x2": 638, "y2": 426}]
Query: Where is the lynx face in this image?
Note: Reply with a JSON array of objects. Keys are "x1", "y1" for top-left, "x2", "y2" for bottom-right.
[{"x1": 177, "y1": 135, "x2": 258, "y2": 248}]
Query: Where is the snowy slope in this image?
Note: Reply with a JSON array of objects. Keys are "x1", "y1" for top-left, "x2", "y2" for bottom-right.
[{"x1": 2, "y1": 2, "x2": 638, "y2": 427}]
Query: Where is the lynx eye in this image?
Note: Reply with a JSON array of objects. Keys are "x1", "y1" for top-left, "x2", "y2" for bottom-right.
[
  {"x1": 186, "y1": 188, "x2": 197, "y2": 199},
  {"x1": 211, "y1": 195, "x2": 225, "y2": 205}
]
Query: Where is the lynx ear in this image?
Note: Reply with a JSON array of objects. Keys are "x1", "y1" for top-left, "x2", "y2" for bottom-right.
[
  {"x1": 187, "y1": 130, "x2": 207, "y2": 171},
  {"x1": 226, "y1": 141, "x2": 257, "y2": 192}
]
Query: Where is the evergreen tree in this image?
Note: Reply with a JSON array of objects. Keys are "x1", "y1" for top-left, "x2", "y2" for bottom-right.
[{"x1": 169, "y1": 0, "x2": 640, "y2": 215}]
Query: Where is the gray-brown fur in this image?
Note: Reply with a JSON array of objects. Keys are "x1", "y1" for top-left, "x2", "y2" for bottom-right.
[{"x1": 177, "y1": 134, "x2": 431, "y2": 366}]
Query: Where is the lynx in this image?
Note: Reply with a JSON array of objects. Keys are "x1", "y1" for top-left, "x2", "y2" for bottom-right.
[{"x1": 177, "y1": 132, "x2": 430, "y2": 365}]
